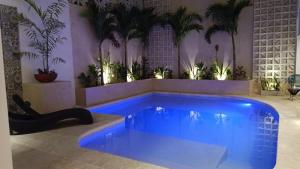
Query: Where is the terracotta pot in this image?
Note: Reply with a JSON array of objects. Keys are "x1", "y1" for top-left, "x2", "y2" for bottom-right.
[{"x1": 34, "y1": 72, "x2": 57, "y2": 83}]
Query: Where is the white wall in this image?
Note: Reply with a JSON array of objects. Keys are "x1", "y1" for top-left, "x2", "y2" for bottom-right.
[
  {"x1": 0, "y1": 0, "x2": 76, "y2": 105},
  {"x1": 0, "y1": 27, "x2": 13, "y2": 169}
]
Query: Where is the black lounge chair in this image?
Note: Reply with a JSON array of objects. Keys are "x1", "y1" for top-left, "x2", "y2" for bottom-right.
[
  {"x1": 9, "y1": 95, "x2": 93, "y2": 135},
  {"x1": 288, "y1": 74, "x2": 300, "y2": 100}
]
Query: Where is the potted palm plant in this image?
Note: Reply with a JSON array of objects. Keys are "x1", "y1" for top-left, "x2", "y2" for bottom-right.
[
  {"x1": 18, "y1": 0, "x2": 67, "y2": 83},
  {"x1": 161, "y1": 7, "x2": 203, "y2": 77},
  {"x1": 205, "y1": 0, "x2": 251, "y2": 79}
]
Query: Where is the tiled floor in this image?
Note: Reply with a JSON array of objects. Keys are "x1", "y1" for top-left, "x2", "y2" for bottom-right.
[{"x1": 11, "y1": 95, "x2": 300, "y2": 169}]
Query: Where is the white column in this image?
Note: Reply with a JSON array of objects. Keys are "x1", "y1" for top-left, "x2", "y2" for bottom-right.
[{"x1": 0, "y1": 28, "x2": 13, "y2": 169}]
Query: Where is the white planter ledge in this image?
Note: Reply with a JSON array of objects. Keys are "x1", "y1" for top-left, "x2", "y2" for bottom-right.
[{"x1": 78, "y1": 79, "x2": 254, "y2": 106}]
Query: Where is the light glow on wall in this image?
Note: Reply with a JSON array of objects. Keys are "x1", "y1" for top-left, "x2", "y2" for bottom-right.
[
  {"x1": 189, "y1": 67, "x2": 198, "y2": 80},
  {"x1": 103, "y1": 64, "x2": 111, "y2": 85}
]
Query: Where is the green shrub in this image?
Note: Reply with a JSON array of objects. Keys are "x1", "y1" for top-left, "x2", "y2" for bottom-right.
[
  {"x1": 234, "y1": 66, "x2": 248, "y2": 80},
  {"x1": 154, "y1": 67, "x2": 172, "y2": 79},
  {"x1": 128, "y1": 61, "x2": 142, "y2": 81},
  {"x1": 260, "y1": 77, "x2": 281, "y2": 91},
  {"x1": 78, "y1": 65, "x2": 100, "y2": 88},
  {"x1": 187, "y1": 62, "x2": 207, "y2": 80},
  {"x1": 210, "y1": 59, "x2": 231, "y2": 80}
]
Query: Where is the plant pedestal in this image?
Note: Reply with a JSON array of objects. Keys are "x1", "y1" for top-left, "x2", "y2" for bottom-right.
[
  {"x1": 23, "y1": 81, "x2": 75, "y2": 114},
  {"x1": 260, "y1": 90, "x2": 280, "y2": 96}
]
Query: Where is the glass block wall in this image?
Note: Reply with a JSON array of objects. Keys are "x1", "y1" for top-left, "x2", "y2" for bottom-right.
[{"x1": 253, "y1": 0, "x2": 298, "y2": 80}]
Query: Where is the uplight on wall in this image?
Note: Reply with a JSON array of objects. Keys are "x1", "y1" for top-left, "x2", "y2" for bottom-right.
[
  {"x1": 127, "y1": 73, "x2": 134, "y2": 82},
  {"x1": 155, "y1": 74, "x2": 163, "y2": 79},
  {"x1": 103, "y1": 65, "x2": 111, "y2": 85},
  {"x1": 215, "y1": 73, "x2": 227, "y2": 81},
  {"x1": 189, "y1": 67, "x2": 198, "y2": 80}
]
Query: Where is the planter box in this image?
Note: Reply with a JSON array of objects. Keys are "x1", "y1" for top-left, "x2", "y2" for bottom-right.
[
  {"x1": 152, "y1": 79, "x2": 254, "y2": 95},
  {"x1": 77, "y1": 79, "x2": 254, "y2": 107},
  {"x1": 78, "y1": 79, "x2": 152, "y2": 106},
  {"x1": 260, "y1": 90, "x2": 280, "y2": 96}
]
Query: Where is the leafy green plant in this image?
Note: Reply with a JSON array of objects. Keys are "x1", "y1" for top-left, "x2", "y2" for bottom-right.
[
  {"x1": 234, "y1": 66, "x2": 247, "y2": 80},
  {"x1": 211, "y1": 58, "x2": 231, "y2": 80},
  {"x1": 260, "y1": 77, "x2": 281, "y2": 91},
  {"x1": 203, "y1": 68, "x2": 214, "y2": 80},
  {"x1": 18, "y1": 0, "x2": 67, "y2": 74},
  {"x1": 110, "y1": 62, "x2": 127, "y2": 83},
  {"x1": 127, "y1": 61, "x2": 142, "y2": 81},
  {"x1": 181, "y1": 71, "x2": 190, "y2": 79},
  {"x1": 78, "y1": 65, "x2": 100, "y2": 88},
  {"x1": 205, "y1": 0, "x2": 251, "y2": 79},
  {"x1": 154, "y1": 67, "x2": 172, "y2": 79},
  {"x1": 101, "y1": 55, "x2": 127, "y2": 84},
  {"x1": 188, "y1": 62, "x2": 207, "y2": 80},
  {"x1": 161, "y1": 7, "x2": 203, "y2": 76},
  {"x1": 82, "y1": 1, "x2": 120, "y2": 85}
]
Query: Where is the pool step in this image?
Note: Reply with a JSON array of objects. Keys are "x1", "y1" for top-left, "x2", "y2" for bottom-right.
[{"x1": 97, "y1": 129, "x2": 228, "y2": 169}]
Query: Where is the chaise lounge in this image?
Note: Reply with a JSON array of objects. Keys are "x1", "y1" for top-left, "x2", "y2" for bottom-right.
[{"x1": 9, "y1": 95, "x2": 93, "y2": 135}]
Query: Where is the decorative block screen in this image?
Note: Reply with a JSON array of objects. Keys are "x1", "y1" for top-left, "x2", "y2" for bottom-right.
[{"x1": 253, "y1": 0, "x2": 297, "y2": 80}]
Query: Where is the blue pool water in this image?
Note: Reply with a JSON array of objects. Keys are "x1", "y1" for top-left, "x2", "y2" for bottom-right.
[{"x1": 80, "y1": 93, "x2": 279, "y2": 169}]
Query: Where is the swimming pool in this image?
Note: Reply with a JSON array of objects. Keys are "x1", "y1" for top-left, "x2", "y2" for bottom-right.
[{"x1": 80, "y1": 93, "x2": 279, "y2": 169}]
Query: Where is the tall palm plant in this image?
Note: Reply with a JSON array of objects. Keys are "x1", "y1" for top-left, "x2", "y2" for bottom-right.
[
  {"x1": 205, "y1": 0, "x2": 251, "y2": 79},
  {"x1": 82, "y1": 0, "x2": 119, "y2": 85},
  {"x1": 129, "y1": 7, "x2": 159, "y2": 78},
  {"x1": 162, "y1": 7, "x2": 203, "y2": 77},
  {"x1": 18, "y1": 0, "x2": 67, "y2": 74},
  {"x1": 110, "y1": 4, "x2": 140, "y2": 79}
]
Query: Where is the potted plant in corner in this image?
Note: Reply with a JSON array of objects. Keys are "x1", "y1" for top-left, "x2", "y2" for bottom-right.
[
  {"x1": 17, "y1": 0, "x2": 67, "y2": 83},
  {"x1": 260, "y1": 77, "x2": 281, "y2": 96}
]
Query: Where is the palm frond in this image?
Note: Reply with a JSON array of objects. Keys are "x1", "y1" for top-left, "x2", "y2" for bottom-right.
[
  {"x1": 188, "y1": 13, "x2": 202, "y2": 22},
  {"x1": 24, "y1": 0, "x2": 46, "y2": 19},
  {"x1": 205, "y1": 24, "x2": 226, "y2": 43},
  {"x1": 20, "y1": 51, "x2": 40, "y2": 60},
  {"x1": 205, "y1": 4, "x2": 226, "y2": 18},
  {"x1": 161, "y1": 6, "x2": 203, "y2": 46},
  {"x1": 129, "y1": 7, "x2": 158, "y2": 45},
  {"x1": 234, "y1": 0, "x2": 251, "y2": 20},
  {"x1": 52, "y1": 57, "x2": 66, "y2": 64},
  {"x1": 107, "y1": 33, "x2": 120, "y2": 48},
  {"x1": 110, "y1": 3, "x2": 139, "y2": 40},
  {"x1": 46, "y1": 0, "x2": 67, "y2": 17},
  {"x1": 227, "y1": 0, "x2": 237, "y2": 6},
  {"x1": 184, "y1": 24, "x2": 203, "y2": 33},
  {"x1": 205, "y1": 0, "x2": 251, "y2": 40}
]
